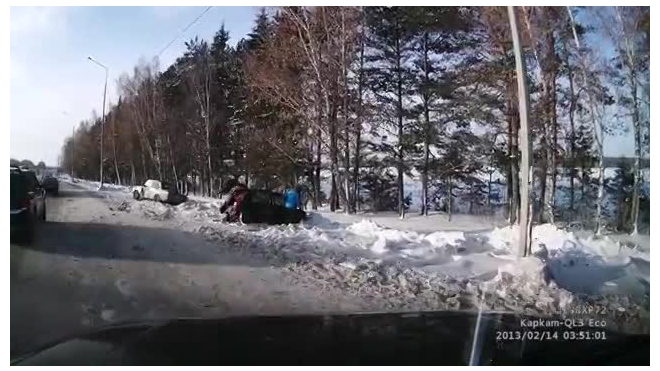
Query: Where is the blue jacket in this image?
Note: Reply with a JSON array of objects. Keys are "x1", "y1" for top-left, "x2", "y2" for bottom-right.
[{"x1": 283, "y1": 189, "x2": 300, "y2": 209}]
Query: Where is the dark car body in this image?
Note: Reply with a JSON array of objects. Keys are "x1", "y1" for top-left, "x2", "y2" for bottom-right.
[
  {"x1": 11, "y1": 311, "x2": 649, "y2": 365},
  {"x1": 10, "y1": 167, "x2": 47, "y2": 244},
  {"x1": 241, "y1": 189, "x2": 306, "y2": 224},
  {"x1": 162, "y1": 181, "x2": 188, "y2": 205},
  {"x1": 41, "y1": 175, "x2": 59, "y2": 196}
]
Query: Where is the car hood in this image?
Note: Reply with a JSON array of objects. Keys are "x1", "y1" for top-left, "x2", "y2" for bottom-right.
[{"x1": 13, "y1": 310, "x2": 649, "y2": 366}]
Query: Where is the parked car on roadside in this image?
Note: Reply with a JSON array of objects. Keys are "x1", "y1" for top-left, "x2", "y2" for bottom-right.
[
  {"x1": 41, "y1": 175, "x2": 59, "y2": 196},
  {"x1": 10, "y1": 166, "x2": 46, "y2": 245},
  {"x1": 132, "y1": 179, "x2": 187, "y2": 205}
]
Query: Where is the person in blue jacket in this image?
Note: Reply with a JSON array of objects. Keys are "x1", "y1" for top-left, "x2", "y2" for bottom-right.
[{"x1": 283, "y1": 185, "x2": 300, "y2": 210}]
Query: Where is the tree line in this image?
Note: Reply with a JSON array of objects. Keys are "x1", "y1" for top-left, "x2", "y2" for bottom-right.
[{"x1": 60, "y1": 6, "x2": 649, "y2": 232}]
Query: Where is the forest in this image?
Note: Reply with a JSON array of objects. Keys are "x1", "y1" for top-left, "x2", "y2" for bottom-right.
[{"x1": 59, "y1": 6, "x2": 650, "y2": 233}]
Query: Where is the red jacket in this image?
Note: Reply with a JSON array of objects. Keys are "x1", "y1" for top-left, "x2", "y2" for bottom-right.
[{"x1": 220, "y1": 184, "x2": 248, "y2": 215}]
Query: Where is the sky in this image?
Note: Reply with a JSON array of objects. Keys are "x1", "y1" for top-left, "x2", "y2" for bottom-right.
[
  {"x1": 10, "y1": 6, "x2": 260, "y2": 166},
  {"x1": 10, "y1": 6, "x2": 638, "y2": 166}
]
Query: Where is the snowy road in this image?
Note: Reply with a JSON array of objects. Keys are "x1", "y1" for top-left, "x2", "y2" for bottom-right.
[
  {"x1": 10, "y1": 182, "x2": 366, "y2": 357},
  {"x1": 11, "y1": 180, "x2": 651, "y2": 356}
]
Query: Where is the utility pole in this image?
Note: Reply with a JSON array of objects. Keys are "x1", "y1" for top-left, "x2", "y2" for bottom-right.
[
  {"x1": 508, "y1": 6, "x2": 533, "y2": 257},
  {"x1": 88, "y1": 56, "x2": 108, "y2": 189}
]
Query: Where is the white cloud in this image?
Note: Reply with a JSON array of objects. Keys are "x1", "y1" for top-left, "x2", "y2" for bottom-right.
[{"x1": 10, "y1": 6, "x2": 67, "y2": 36}]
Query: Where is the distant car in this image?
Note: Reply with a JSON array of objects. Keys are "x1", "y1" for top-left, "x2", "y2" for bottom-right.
[
  {"x1": 132, "y1": 179, "x2": 187, "y2": 205},
  {"x1": 10, "y1": 166, "x2": 46, "y2": 245},
  {"x1": 41, "y1": 175, "x2": 59, "y2": 196}
]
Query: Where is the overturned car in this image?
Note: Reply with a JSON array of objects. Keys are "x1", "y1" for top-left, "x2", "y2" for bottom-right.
[
  {"x1": 222, "y1": 188, "x2": 307, "y2": 225},
  {"x1": 132, "y1": 179, "x2": 188, "y2": 205}
]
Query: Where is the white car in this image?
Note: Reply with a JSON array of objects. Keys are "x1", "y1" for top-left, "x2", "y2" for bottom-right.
[{"x1": 131, "y1": 180, "x2": 170, "y2": 203}]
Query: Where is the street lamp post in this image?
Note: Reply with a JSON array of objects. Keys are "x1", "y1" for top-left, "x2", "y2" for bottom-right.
[{"x1": 88, "y1": 56, "x2": 108, "y2": 188}]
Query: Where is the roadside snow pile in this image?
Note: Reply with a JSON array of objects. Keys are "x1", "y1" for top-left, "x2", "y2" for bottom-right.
[
  {"x1": 321, "y1": 211, "x2": 505, "y2": 232},
  {"x1": 66, "y1": 178, "x2": 130, "y2": 193},
  {"x1": 344, "y1": 219, "x2": 469, "y2": 261},
  {"x1": 485, "y1": 224, "x2": 650, "y2": 299},
  {"x1": 244, "y1": 218, "x2": 649, "y2": 333},
  {"x1": 347, "y1": 219, "x2": 465, "y2": 246},
  {"x1": 92, "y1": 189, "x2": 650, "y2": 333},
  {"x1": 127, "y1": 195, "x2": 649, "y2": 306},
  {"x1": 176, "y1": 197, "x2": 225, "y2": 221}
]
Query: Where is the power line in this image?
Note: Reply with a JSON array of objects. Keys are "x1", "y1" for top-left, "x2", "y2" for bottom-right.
[{"x1": 157, "y1": 6, "x2": 213, "y2": 58}]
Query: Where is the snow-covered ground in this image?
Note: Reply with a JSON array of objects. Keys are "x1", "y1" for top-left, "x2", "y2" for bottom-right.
[{"x1": 65, "y1": 176, "x2": 650, "y2": 334}]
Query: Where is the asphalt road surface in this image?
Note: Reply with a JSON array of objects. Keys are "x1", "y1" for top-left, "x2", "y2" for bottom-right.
[{"x1": 11, "y1": 181, "x2": 364, "y2": 358}]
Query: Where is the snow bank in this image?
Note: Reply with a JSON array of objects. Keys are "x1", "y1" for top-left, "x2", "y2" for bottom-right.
[
  {"x1": 88, "y1": 186, "x2": 650, "y2": 334},
  {"x1": 122, "y1": 190, "x2": 648, "y2": 304},
  {"x1": 65, "y1": 177, "x2": 130, "y2": 193},
  {"x1": 318, "y1": 210, "x2": 505, "y2": 232},
  {"x1": 485, "y1": 224, "x2": 649, "y2": 299},
  {"x1": 344, "y1": 219, "x2": 467, "y2": 258},
  {"x1": 83, "y1": 180, "x2": 650, "y2": 306}
]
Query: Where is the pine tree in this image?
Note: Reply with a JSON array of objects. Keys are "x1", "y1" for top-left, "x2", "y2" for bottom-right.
[
  {"x1": 407, "y1": 7, "x2": 473, "y2": 216},
  {"x1": 364, "y1": 6, "x2": 416, "y2": 218}
]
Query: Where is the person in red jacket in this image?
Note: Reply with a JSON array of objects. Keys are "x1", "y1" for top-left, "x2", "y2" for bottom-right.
[{"x1": 219, "y1": 179, "x2": 249, "y2": 223}]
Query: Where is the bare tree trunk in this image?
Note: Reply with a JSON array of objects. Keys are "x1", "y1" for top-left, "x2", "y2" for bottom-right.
[
  {"x1": 522, "y1": 7, "x2": 548, "y2": 224},
  {"x1": 630, "y1": 72, "x2": 642, "y2": 234},
  {"x1": 487, "y1": 170, "x2": 493, "y2": 211},
  {"x1": 154, "y1": 137, "x2": 163, "y2": 181},
  {"x1": 546, "y1": 27, "x2": 558, "y2": 225},
  {"x1": 509, "y1": 6, "x2": 534, "y2": 257},
  {"x1": 447, "y1": 176, "x2": 452, "y2": 222},
  {"x1": 549, "y1": 77, "x2": 558, "y2": 224},
  {"x1": 565, "y1": 41, "x2": 577, "y2": 218},
  {"x1": 314, "y1": 128, "x2": 322, "y2": 209},
  {"x1": 343, "y1": 139, "x2": 351, "y2": 212},
  {"x1": 149, "y1": 79, "x2": 163, "y2": 182},
  {"x1": 614, "y1": 6, "x2": 643, "y2": 235},
  {"x1": 130, "y1": 159, "x2": 136, "y2": 186},
  {"x1": 353, "y1": 11, "x2": 365, "y2": 213},
  {"x1": 395, "y1": 28, "x2": 405, "y2": 219},
  {"x1": 523, "y1": 7, "x2": 558, "y2": 225},
  {"x1": 201, "y1": 167, "x2": 207, "y2": 197},
  {"x1": 596, "y1": 156, "x2": 605, "y2": 233},
  {"x1": 330, "y1": 106, "x2": 339, "y2": 212},
  {"x1": 538, "y1": 164, "x2": 547, "y2": 223},
  {"x1": 129, "y1": 95, "x2": 159, "y2": 182},
  {"x1": 167, "y1": 134, "x2": 178, "y2": 183},
  {"x1": 567, "y1": 6, "x2": 605, "y2": 234},
  {"x1": 421, "y1": 145, "x2": 429, "y2": 216},
  {"x1": 421, "y1": 31, "x2": 431, "y2": 217},
  {"x1": 510, "y1": 101, "x2": 521, "y2": 224},
  {"x1": 140, "y1": 148, "x2": 148, "y2": 182},
  {"x1": 341, "y1": 8, "x2": 352, "y2": 214},
  {"x1": 581, "y1": 167, "x2": 587, "y2": 206},
  {"x1": 506, "y1": 111, "x2": 514, "y2": 223},
  {"x1": 353, "y1": 132, "x2": 361, "y2": 211},
  {"x1": 204, "y1": 68, "x2": 214, "y2": 197},
  {"x1": 110, "y1": 114, "x2": 121, "y2": 185}
]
